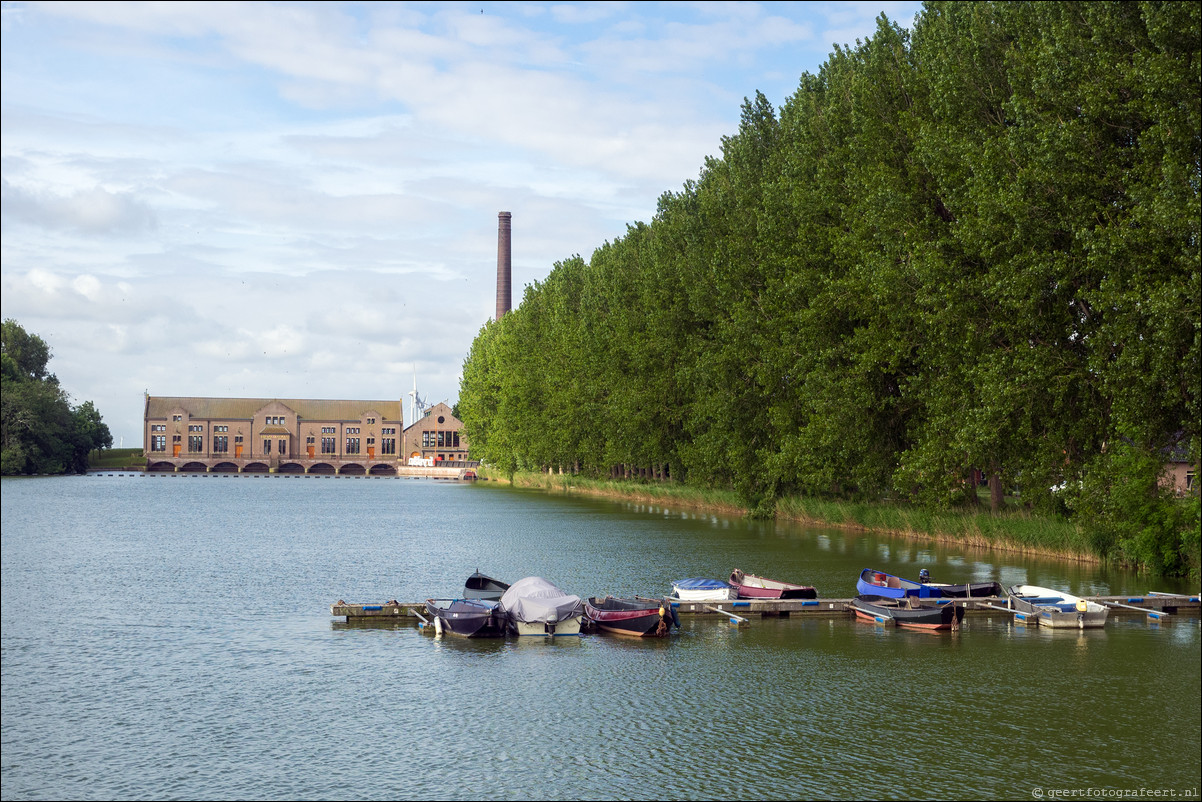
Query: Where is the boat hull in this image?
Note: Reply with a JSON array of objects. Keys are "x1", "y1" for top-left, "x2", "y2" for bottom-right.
[
  {"x1": 851, "y1": 595, "x2": 965, "y2": 630},
  {"x1": 1007, "y1": 585, "x2": 1109, "y2": 629},
  {"x1": 425, "y1": 598, "x2": 506, "y2": 637},
  {"x1": 585, "y1": 597, "x2": 673, "y2": 637},
  {"x1": 509, "y1": 616, "x2": 583, "y2": 636}
]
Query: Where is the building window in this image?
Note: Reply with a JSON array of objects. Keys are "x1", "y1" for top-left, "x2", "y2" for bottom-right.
[
  {"x1": 188, "y1": 435, "x2": 203, "y2": 453},
  {"x1": 151, "y1": 435, "x2": 166, "y2": 452},
  {"x1": 263, "y1": 439, "x2": 271, "y2": 454},
  {"x1": 322, "y1": 437, "x2": 336, "y2": 454},
  {"x1": 172, "y1": 414, "x2": 182, "y2": 422},
  {"x1": 345, "y1": 437, "x2": 360, "y2": 454},
  {"x1": 213, "y1": 435, "x2": 228, "y2": 453},
  {"x1": 189, "y1": 424, "x2": 203, "y2": 433},
  {"x1": 151, "y1": 424, "x2": 166, "y2": 432},
  {"x1": 382, "y1": 438, "x2": 396, "y2": 455},
  {"x1": 279, "y1": 440, "x2": 287, "y2": 455}
]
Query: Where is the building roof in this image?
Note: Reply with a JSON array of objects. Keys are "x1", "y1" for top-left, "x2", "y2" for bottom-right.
[{"x1": 147, "y1": 396, "x2": 402, "y2": 422}]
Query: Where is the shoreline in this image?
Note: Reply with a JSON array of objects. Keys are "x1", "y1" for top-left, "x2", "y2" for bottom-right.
[{"x1": 481, "y1": 469, "x2": 1103, "y2": 565}]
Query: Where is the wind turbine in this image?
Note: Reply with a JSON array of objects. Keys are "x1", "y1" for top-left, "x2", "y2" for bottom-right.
[{"x1": 408, "y1": 367, "x2": 428, "y2": 427}]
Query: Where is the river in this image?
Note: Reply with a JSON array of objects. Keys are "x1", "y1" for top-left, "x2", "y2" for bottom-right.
[{"x1": 1, "y1": 474, "x2": 1198, "y2": 801}]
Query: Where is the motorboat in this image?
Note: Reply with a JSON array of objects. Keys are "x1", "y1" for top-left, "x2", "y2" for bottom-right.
[
  {"x1": 671, "y1": 578, "x2": 737, "y2": 601},
  {"x1": 424, "y1": 598, "x2": 506, "y2": 637},
  {"x1": 463, "y1": 571, "x2": 510, "y2": 601},
  {"x1": 584, "y1": 596, "x2": 678, "y2": 637},
  {"x1": 728, "y1": 568, "x2": 817, "y2": 600},
  {"x1": 497, "y1": 576, "x2": 584, "y2": 636},
  {"x1": 857, "y1": 568, "x2": 1000, "y2": 599},
  {"x1": 1007, "y1": 585, "x2": 1109, "y2": 629},
  {"x1": 856, "y1": 568, "x2": 940, "y2": 599},
  {"x1": 850, "y1": 594, "x2": 965, "y2": 630}
]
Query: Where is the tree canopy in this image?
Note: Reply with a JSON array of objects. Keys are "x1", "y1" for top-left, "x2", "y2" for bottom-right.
[
  {"x1": 458, "y1": 1, "x2": 1200, "y2": 573},
  {"x1": 2, "y1": 319, "x2": 113, "y2": 475}
]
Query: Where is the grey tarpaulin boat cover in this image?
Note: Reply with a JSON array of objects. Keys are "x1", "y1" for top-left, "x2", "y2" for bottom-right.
[{"x1": 498, "y1": 576, "x2": 584, "y2": 624}]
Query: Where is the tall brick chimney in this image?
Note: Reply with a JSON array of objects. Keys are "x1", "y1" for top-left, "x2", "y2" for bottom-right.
[{"x1": 496, "y1": 211, "x2": 512, "y2": 320}]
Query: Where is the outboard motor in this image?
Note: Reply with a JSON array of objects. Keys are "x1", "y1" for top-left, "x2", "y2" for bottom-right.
[{"x1": 919, "y1": 568, "x2": 931, "y2": 584}]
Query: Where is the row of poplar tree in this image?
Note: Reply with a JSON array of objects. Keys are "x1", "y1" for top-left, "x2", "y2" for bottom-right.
[{"x1": 458, "y1": 2, "x2": 1200, "y2": 572}]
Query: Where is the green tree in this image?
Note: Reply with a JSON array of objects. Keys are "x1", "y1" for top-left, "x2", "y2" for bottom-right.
[{"x1": 1, "y1": 319, "x2": 113, "y2": 475}]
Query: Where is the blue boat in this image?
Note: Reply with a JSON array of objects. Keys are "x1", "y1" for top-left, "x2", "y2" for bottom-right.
[
  {"x1": 857, "y1": 568, "x2": 1002, "y2": 599},
  {"x1": 856, "y1": 568, "x2": 942, "y2": 599}
]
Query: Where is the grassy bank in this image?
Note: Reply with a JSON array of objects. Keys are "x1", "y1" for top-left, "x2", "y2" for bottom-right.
[
  {"x1": 479, "y1": 468, "x2": 1098, "y2": 563},
  {"x1": 88, "y1": 448, "x2": 146, "y2": 470}
]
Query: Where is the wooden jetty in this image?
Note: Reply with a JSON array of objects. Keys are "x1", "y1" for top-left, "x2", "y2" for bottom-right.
[{"x1": 331, "y1": 593, "x2": 1199, "y2": 625}]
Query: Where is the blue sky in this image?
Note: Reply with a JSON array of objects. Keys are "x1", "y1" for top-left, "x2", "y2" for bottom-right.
[{"x1": 2, "y1": 1, "x2": 922, "y2": 444}]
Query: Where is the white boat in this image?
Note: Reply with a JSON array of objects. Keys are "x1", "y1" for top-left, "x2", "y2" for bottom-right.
[
  {"x1": 671, "y1": 578, "x2": 737, "y2": 601},
  {"x1": 497, "y1": 576, "x2": 584, "y2": 636},
  {"x1": 1007, "y1": 584, "x2": 1109, "y2": 629}
]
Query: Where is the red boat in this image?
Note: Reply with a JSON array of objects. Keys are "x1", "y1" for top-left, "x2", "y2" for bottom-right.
[
  {"x1": 728, "y1": 568, "x2": 817, "y2": 600},
  {"x1": 584, "y1": 596, "x2": 678, "y2": 637}
]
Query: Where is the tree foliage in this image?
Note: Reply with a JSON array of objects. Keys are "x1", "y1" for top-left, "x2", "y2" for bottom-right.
[
  {"x1": 458, "y1": 2, "x2": 1200, "y2": 574},
  {"x1": 1, "y1": 319, "x2": 113, "y2": 474}
]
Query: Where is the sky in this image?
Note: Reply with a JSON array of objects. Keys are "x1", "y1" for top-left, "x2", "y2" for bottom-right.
[{"x1": 1, "y1": 0, "x2": 923, "y2": 446}]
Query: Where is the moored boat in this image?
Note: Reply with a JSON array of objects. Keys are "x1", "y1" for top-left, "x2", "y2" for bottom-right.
[
  {"x1": 671, "y1": 578, "x2": 737, "y2": 601},
  {"x1": 728, "y1": 569, "x2": 817, "y2": 600},
  {"x1": 929, "y1": 580, "x2": 1004, "y2": 598},
  {"x1": 497, "y1": 576, "x2": 584, "y2": 636},
  {"x1": 850, "y1": 594, "x2": 965, "y2": 630},
  {"x1": 856, "y1": 568, "x2": 941, "y2": 599},
  {"x1": 463, "y1": 570, "x2": 510, "y2": 601},
  {"x1": 424, "y1": 598, "x2": 506, "y2": 637},
  {"x1": 1007, "y1": 585, "x2": 1109, "y2": 629},
  {"x1": 857, "y1": 568, "x2": 1001, "y2": 599},
  {"x1": 584, "y1": 596, "x2": 678, "y2": 637}
]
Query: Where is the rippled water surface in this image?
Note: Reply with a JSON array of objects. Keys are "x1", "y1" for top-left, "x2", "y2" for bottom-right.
[{"x1": 2, "y1": 475, "x2": 1199, "y2": 801}]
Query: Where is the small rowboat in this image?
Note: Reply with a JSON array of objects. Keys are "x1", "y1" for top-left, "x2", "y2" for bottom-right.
[
  {"x1": 463, "y1": 570, "x2": 510, "y2": 601},
  {"x1": 856, "y1": 568, "x2": 941, "y2": 599},
  {"x1": 671, "y1": 578, "x2": 737, "y2": 601},
  {"x1": 850, "y1": 595, "x2": 965, "y2": 630},
  {"x1": 729, "y1": 569, "x2": 817, "y2": 600},
  {"x1": 1007, "y1": 585, "x2": 1109, "y2": 629},
  {"x1": 584, "y1": 596, "x2": 678, "y2": 637},
  {"x1": 424, "y1": 598, "x2": 506, "y2": 637}
]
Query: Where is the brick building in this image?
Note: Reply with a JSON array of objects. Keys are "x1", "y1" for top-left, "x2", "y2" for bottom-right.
[
  {"x1": 402, "y1": 402, "x2": 470, "y2": 465},
  {"x1": 143, "y1": 395, "x2": 411, "y2": 474}
]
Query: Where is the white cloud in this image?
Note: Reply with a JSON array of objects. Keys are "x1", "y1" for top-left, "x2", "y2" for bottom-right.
[{"x1": 2, "y1": 0, "x2": 923, "y2": 442}]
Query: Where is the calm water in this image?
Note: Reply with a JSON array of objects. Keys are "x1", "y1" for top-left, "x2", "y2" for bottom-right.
[{"x1": 2, "y1": 474, "x2": 1199, "y2": 801}]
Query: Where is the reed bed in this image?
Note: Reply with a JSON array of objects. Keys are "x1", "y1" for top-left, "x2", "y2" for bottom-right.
[{"x1": 483, "y1": 469, "x2": 1097, "y2": 563}]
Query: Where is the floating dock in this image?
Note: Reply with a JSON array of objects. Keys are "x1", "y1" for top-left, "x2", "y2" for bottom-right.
[{"x1": 331, "y1": 593, "x2": 1199, "y2": 624}]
